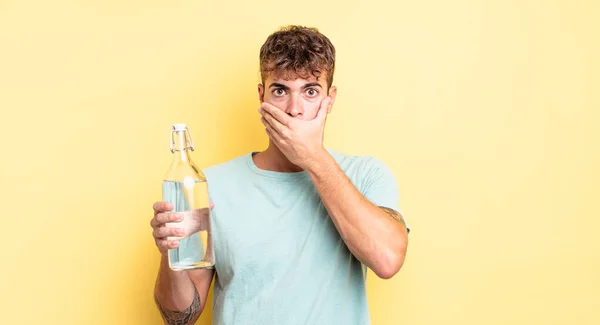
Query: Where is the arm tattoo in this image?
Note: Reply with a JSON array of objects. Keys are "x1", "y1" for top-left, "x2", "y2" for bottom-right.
[
  {"x1": 155, "y1": 287, "x2": 201, "y2": 325},
  {"x1": 379, "y1": 206, "x2": 409, "y2": 233}
]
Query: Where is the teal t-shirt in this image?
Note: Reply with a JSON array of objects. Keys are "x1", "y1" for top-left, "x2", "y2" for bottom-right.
[{"x1": 203, "y1": 149, "x2": 407, "y2": 325}]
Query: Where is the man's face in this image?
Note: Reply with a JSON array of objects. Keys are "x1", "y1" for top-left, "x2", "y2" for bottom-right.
[{"x1": 258, "y1": 72, "x2": 337, "y2": 121}]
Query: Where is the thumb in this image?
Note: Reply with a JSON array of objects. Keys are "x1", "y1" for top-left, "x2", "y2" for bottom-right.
[{"x1": 316, "y1": 97, "x2": 331, "y2": 122}]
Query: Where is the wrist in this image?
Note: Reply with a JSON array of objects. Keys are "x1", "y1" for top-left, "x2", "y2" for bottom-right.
[
  {"x1": 160, "y1": 254, "x2": 191, "y2": 278},
  {"x1": 304, "y1": 149, "x2": 334, "y2": 176}
]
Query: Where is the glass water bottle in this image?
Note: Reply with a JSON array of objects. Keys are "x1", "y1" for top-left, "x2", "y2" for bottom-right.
[{"x1": 162, "y1": 123, "x2": 214, "y2": 270}]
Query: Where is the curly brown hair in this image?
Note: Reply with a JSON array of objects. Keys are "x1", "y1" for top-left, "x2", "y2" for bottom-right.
[{"x1": 259, "y1": 25, "x2": 336, "y2": 89}]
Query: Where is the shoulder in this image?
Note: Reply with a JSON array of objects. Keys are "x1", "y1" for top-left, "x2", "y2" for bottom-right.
[
  {"x1": 328, "y1": 148, "x2": 393, "y2": 177},
  {"x1": 327, "y1": 148, "x2": 397, "y2": 191},
  {"x1": 202, "y1": 153, "x2": 250, "y2": 181}
]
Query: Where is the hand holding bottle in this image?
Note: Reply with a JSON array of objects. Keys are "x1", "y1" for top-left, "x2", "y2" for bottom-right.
[{"x1": 151, "y1": 201, "x2": 214, "y2": 255}]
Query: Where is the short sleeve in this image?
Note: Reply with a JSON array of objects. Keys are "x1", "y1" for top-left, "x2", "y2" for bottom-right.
[{"x1": 362, "y1": 158, "x2": 410, "y2": 234}]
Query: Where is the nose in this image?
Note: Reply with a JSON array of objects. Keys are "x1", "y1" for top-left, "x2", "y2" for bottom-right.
[{"x1": 285, "y1": 94, "x2": 303, "y2": 117}]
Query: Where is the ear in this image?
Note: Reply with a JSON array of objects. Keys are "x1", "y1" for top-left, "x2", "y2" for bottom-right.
[
  {"x1": 258, "y1": 83, "x2": 265, "y2": 103},
  {"x1": 326, "y1": 85, "x2": 337, "y2": 113}
]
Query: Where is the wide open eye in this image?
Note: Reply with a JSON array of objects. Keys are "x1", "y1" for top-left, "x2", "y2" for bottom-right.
[
  {"x1": 305, "y1": 88, "x2": 319, "y2": 97},
  {"x1": 273, "y1": 88, "x2": 287, "y2": 97}
]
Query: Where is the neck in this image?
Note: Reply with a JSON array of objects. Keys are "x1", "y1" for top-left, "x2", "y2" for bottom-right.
[
  {"x1": 253, "y1": 141, "x2": 303, "y2": 173},
  {"x1": 173, "y1": 149, "x2": 191, "y2": 163}
]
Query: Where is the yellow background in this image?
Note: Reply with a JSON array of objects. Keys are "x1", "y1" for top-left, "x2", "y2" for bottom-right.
[{"x1": 1, "y1": 0, "x2": 598, "y2": 324}]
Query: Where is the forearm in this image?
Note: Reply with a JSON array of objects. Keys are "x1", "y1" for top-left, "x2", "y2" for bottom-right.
[
  {"x1": 306, "y1": 152, "x2": 408, "y2": 279},
  {"x1": 154, "y1": 256, "x2": 200, "y2": 325}
]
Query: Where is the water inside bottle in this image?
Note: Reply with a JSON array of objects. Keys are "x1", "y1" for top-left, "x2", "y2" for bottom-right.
[{"x1": 162, "y1": 179, "x2": 213, "y2": 270}]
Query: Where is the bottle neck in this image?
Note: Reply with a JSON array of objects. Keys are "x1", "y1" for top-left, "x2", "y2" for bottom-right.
[
  {"x1": 173, "y1": 148, "x2": 192, "y2": 163},
  {"x1": 171, "y1": 130, "x2": 194, "y2": 163}
]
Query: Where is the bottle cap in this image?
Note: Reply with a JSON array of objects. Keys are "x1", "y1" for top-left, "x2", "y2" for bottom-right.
[{"x1": 173, "y1": 123, "x2": 187, "y2": 131}]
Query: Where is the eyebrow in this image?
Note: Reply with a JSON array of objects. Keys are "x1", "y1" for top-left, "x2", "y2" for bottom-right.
[
  {"x1": 268, "y1": 82, "x2": 323, "y2": 90},
  {"x1": 269, "y1": 83, "x2": 290, "y2": 90}
]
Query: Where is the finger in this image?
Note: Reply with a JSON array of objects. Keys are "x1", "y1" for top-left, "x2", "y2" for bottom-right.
[
  {"x1": 157, "y1": 238, "x2": 179, "y2": 251},
  {"x1": 210, "y1": 201, "x2": 215, "y2": 210},
  {"x1": 265, "y1": 127, "x2": 272, "y2": 140},
  {"x1": 324, "y1": 96, "x2": 333, "y2": 113},
  {"x1": 153, "y1": 226, "x2": 185, "y2": 239},
  {"x1": 261, "y1": 116, "x2": 282, "y2": 138},
  {"x1": 263, "y1": 121, "x2": 283, "y2": 144},
  {"x1": 261, "y1": 117, "x2": 284, "y2": 145},
  {"x1": 155, "y1": 212, "x2": 184, "y2": 225},
  {"x1": 261, "y1": 110, "x2": 287, "y2": 135},
  {"x1": 150, "y1": 217, "x2": 163, "y2": 229},
  {"x1": 153, "y1": 202, "x2": 173, "y2": 215},
  {"x1": 265, "y1": 128, "x2": 286, "y2": 150},
  {"x1": 262, "y1": 112, "x2": 286, "y2": 132},
  {"x1": 265, "y1": 127, "x2": 275, "y2": 143},
  {"x1": 260, "y1": 102, "x2": 292, "y2": 127},
  {"x1": 316, "y1": 97, "x2": 332, "y2": 122}
]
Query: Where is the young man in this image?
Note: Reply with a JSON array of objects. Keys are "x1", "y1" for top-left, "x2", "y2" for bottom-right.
[{"x1": 150, "y1": 25, "x2": 410, "y2": 325}]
